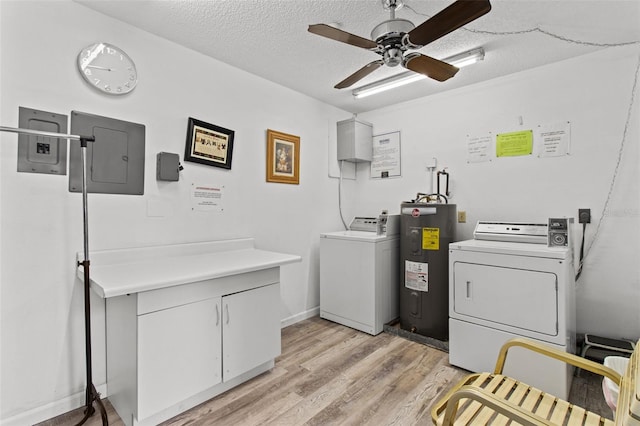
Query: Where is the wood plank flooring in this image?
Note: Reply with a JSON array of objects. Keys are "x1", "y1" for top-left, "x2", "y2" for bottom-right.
[{"x1": 37, "y1": 317, "x2": 612, "y2": 425}]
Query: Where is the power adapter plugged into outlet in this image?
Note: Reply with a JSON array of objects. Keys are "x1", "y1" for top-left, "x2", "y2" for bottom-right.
[{"x1": 578, "y1": 209, "x2": 591, "y2": 224}]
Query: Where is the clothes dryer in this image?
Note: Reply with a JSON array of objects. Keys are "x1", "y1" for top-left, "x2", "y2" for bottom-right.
[{"x1": 449, "y1": 222, "x2": 576, "y2": 399}]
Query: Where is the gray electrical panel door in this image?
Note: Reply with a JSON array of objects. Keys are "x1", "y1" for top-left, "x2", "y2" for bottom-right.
[{"x1": 69, "y1": 111, "x2": 145, "y2": 195}]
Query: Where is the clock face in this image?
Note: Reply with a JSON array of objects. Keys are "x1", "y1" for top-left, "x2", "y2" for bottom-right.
[{"x1": 77, "y1": 43, "x2": 137, "y2": 95}]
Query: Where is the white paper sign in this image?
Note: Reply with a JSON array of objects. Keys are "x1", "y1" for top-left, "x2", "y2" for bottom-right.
[
  {"x1": 371, "y1": 131, "x2": 401, "y2": 178},
  {"x1": 191, "y1": 183, "x2": 224, "y2": 212},
  {"x1": 537, "y1": 122, "x2": 571, "y2": 157},
  {"x1": 467, "y1": 133, "x2": 493, "y2": 163}
]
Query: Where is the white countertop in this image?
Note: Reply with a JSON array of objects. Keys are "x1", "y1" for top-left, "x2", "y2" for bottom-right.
[{"x1": 77, "y1": 239, "x2": 301, "y2": 298}]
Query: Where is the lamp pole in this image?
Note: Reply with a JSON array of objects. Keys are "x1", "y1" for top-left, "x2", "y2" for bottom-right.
[{"x1": 0, "y1": 126, "x2": 108, "y2": 425}]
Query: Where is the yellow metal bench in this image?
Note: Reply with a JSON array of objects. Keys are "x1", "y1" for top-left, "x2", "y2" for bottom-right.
[{"x1": 431, "y1": 337, "x2": 640, "y2": 425}]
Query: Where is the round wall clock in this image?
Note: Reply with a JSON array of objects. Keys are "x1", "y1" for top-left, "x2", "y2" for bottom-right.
[{"x1": 77, "y1": 42, "x2": 138, "y2": 95}]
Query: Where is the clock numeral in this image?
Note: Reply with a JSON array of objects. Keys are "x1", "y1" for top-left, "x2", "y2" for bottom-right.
[
  {"x1": 93, "y1": 78, "x2": 100, "y2": 86},
  {"x1": 106, "y1": 47, "x2": 117, "y2": 55},
  {"x1": 124, "y1": 82, "x2": 131, "y2": 88},
  {"x1": 104, "y1": 85, "x2": 111, "y2": 92},
  {"x1": 129, "y1": 74, "x2": 136, "y2": 81},
  {"x1": 84, "y1": 69, "x2": 92, "y2": 76},
  {"x1": 117, "y1": 86, "x2": 123, "y2": 93}
]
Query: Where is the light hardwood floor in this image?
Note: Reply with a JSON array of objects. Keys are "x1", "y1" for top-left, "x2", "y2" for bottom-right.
[{"x1": 37, "y1": 316, "x2": 611, "y2": 425}]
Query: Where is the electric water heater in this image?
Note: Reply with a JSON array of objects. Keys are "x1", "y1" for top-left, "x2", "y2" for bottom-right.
[{"x1": 399, "y1": 202, "x2": 456, "y2": 340}]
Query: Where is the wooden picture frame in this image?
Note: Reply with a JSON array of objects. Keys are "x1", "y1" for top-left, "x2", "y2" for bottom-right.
[
  {"x1": 184, "y1": 117, "x2": 234, "y2": 169},
  {"x1": 266, "y1": 129, "x2": 300, "y2": 184}
]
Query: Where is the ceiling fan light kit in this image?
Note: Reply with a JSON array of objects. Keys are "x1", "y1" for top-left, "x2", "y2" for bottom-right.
[
  {"x1": 308, "y1": 0, "x2": 491, "y2": 90},
  {"x1": 352, "y1": 47, "x2": 485, "y2": 99}
]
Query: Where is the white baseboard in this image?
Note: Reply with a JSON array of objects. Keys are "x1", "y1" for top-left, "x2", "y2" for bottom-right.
[
  {"x1": 281, "y1": 306, "x2": 319, "y2": 328},
  {"x1": 1, "y1": 383, "x2": 108, "y2": 426}
]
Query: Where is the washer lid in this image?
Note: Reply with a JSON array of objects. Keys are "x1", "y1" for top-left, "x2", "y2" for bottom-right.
[{"x1": 320, "y1": 230, "x2": 393, "y2": 242}]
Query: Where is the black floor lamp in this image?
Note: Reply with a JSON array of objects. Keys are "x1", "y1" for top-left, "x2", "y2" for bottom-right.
[{"x1": 0, "y1": 126, "x2": 108, "y2": 426}]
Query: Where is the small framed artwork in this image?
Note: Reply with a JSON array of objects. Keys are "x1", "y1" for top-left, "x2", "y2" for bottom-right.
[
  {"x1": 266, "y1": 129, "x2": 300, "y2": 184},
  {"x1": 184, "y1": 117, "x2": 234, "y2": 169}
]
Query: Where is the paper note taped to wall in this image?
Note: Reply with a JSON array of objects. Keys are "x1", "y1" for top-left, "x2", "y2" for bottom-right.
[
  {"x1": 467, "y1": 134, "x2": 492, "y2": 163},
  {"x1": 371, "y1": 131, "x2": 401, "y2": 178},
  {"x1": 496, "y1": 130, "x2": 533, "y2": 157},
  {"x1": 537, "y1": 122, "x2": 571, "y2": 157},
  {"x1": 191, "y1": 183, "x2": 224, "y2": 212}
]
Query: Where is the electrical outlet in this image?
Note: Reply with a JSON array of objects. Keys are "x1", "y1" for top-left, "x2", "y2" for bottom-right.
[
  {"x1": 458, "y1": 211, "x2": 467, "y2": 223},
  {"x1": 578, "y1": 208, "x2": 591, "y2": 224}
]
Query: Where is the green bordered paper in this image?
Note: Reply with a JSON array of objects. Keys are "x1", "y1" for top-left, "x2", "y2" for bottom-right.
[{"x1": 496, "y1": 130, "x2": 533, "y2": 157}]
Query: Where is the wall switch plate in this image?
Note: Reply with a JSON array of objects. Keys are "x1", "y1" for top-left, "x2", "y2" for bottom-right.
[
  {"x1": 17, "y1": 107, "x2": 68, "y2": 175},
  {"x1": 458, "y1": 211, "x2": 467, "y2": 223}
]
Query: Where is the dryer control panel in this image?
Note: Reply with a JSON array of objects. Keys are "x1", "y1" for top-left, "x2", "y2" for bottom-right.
[{"x1": 474, "y1": 221, "x2": 548, "y2": 244}]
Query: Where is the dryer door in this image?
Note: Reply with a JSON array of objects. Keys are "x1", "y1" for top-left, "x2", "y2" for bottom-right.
[{"x1": 452, "y1": 262, "x2": 558, "y2": 336}]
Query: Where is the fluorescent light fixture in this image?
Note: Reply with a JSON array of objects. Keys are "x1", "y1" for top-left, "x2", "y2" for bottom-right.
[
  {"x1": 352, "y1": 47, "x2": 485, "y2": 99},
  {"x1": 446, "y1": 47, "x2": 485, "y2": 68}
]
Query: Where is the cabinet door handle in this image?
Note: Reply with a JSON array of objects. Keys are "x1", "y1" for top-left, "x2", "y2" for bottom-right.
[
  {"x1": 466, "y1": 280, "x2": 472, "y2": 299},
  {"x1": 215, "y1": 303, "x2": 220, "y2": 326},
  {"x1": 225, "y1": 304, "x2": 230, "y2": 324}
]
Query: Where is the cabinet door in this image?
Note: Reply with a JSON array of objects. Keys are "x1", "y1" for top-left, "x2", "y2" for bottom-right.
[
  {"x1": 137, "y1": 297, "x2": 222, "y2": 419},
  {"x1": 223, "y1": 283, "x2": 281, "y2": 381}
]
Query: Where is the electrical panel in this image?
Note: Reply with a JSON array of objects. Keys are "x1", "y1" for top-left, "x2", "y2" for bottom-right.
[
  {"x1": 69, "y1": 111, "x2": 145, "y2": 195},
  {"x1": 17, "y1": 107, "x2": 68, "y2": 175},
  {"x1": 337, "y1": 118, "x2": 372, "y2": 163},
  {"x1": 156, "y1": 152, "x2": 180, "y2": 181}
]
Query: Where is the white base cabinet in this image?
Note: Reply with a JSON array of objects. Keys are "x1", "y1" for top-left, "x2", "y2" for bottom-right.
[
  {"x1": 223, "y1": 283, "x2": 281, "y2": 381},
  {"x1": 106, "y1": 269, "x2": 282, "y2": 426},
  {"x1": 137, "y1": 297, "x2": 222, "y2": 419}
]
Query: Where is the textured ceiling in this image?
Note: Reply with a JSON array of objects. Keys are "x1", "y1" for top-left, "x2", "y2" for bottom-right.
[{"x1": 76, "y1": 0, "x2": 640, "y2": 113}]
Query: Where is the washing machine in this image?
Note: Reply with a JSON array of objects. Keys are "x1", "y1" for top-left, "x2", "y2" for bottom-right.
[
  {"x1": 320, "y1": 215, "x2": 399, "y2": 335},
  {"x1": 448, "y1": 221, "x2": 576, "y2": 399}
]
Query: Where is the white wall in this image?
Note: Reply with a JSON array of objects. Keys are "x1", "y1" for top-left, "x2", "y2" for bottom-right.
[
  {"x1": 0, "y1": 1, "x2": 351, "y2": 423},
  {"x1": 353, "y1": 46, "x2": 640, "y2": 340}
]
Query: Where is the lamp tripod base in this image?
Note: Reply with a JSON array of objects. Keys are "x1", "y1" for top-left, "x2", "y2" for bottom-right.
[{"x1": 75, "y1": 383, "x2": 108, "y2": 426}]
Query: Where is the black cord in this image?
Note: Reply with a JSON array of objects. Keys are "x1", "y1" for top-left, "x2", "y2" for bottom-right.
[{"x1": 575, "y1": 222, "x2": 588, "y2": 282}]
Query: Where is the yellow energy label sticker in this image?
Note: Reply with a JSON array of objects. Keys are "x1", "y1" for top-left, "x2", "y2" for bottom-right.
[{"x1": 422, "y1": 227, "x2": 440, "y2": 250}]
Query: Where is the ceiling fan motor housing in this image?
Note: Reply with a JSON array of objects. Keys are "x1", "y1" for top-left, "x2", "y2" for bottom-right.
[
  {"x1": 372, "y1": 18, "x2": 415, "y2": 67},
  {"x1": 371, "y1": 18, "x2": 415, "y2": 43}
]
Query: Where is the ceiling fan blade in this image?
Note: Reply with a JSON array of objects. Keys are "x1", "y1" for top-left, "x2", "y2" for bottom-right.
[
  {"x1": 407, "y1": 0, "x2": 491, "y2": 47},
  {"x1": 308, "y1": 24, "x2": 378, "y2": 50},
  {"x1": 403, "y1": 53, "x2": 459, "y2": 82},
  {"x1": 335, "y1": 60, "x2": 384, "y2": 89}
]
